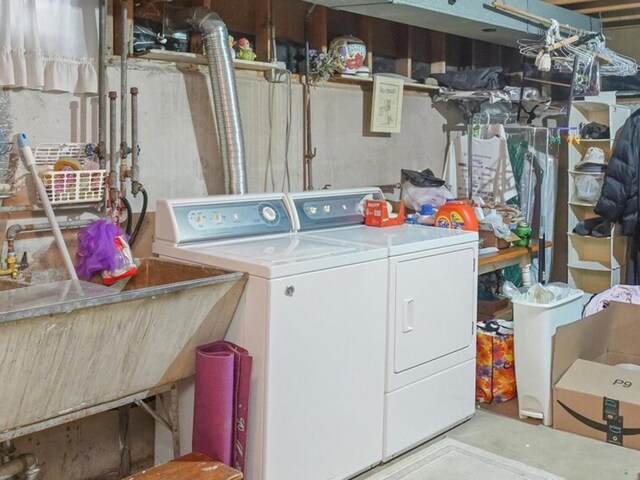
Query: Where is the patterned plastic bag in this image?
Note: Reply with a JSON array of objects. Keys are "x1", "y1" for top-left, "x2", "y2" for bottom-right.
[{"x1": 476, "y1": 320, "x2": 516, "y2": 404}]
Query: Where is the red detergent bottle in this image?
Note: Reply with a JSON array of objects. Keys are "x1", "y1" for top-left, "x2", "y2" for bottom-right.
[{"x1": 435, "y1": 200, "x2": 479, "y2": 232}]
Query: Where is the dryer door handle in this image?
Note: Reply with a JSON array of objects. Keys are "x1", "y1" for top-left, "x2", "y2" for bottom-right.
[{"x1": 402, "y1": 298, "x2": 414, "y2": 333}]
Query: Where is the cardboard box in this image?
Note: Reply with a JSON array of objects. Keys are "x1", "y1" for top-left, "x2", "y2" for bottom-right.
[
  {"x1": 477, "y1": 297, "x2": 512, "y2": 322},
  {"x1": 365, "y1": 200, "x2": 406, "y2": 227},
  {"x1": 552, "y1": 302, "x2": 640, "y2": 450},
  {"x1": 477, "y1": 306, "x2": 513, "y2": 323},
  {"x1": 478, "y1": 297, "x2": 510, "y2": 315},
  {"x1": 479, "y1": 228, "x2": 510, "y2": 249}
]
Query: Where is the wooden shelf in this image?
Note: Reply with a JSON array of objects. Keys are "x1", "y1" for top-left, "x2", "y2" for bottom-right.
[
  {"x1": 327, "y1": 74, "x2": 438, "y2": 92},
  {"x1": 568, "y1": 200, "x2": 598, "y2": 208},
  {"x1": 567, "y1": 232, "x2": 615, "y2": 240},
  {"x1": 568, "y1": 265, "x2": 625, "y2": 294},
  {"x1": 568, "y1": 170, "x2": 605, "y2": 176},
  {"x1": 134, "y1": 50, "x2": 280, "y2": 71},
  {"x1": 330, "y1": 74, "x2": 373, "y2": 86},
  {"x1": 478, "y1": 241, "x2": 552, "y2": 276},
  {"x1": 573, "y1": 101, "x2": 613, "y2": 114},
  {"x1": 567, "y1": 263, "x2": 616, "y2": 272},
  {"x1": 118, "y1": 0, "x2": 520, "y2": 86},
  {"x1": 405, "y1": 83, "x2": 440, "y2": 92}
]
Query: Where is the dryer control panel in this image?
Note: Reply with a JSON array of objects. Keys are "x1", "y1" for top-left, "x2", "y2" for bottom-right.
[
  {"x1": 156, "y1": 194, "x2": 294, "y2": 245},
  {"x1": 289, "y1": 188, "x2": 384, "y2": 231}
]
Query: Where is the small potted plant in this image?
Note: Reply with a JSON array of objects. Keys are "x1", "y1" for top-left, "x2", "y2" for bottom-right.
[{"x1": 307, "y1": 49, "x2": 338, "y2": 85}]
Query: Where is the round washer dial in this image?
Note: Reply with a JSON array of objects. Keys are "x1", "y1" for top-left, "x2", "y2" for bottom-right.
[
  {"x1": 188, "y1": 211, "x2": 205, "y2": 229},
  {"x1": 259, "y1": 202, "x2": 280, "y2": 226}
]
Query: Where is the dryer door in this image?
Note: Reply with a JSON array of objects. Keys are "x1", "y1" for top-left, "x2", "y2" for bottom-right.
[{"x1": 394, "y1": 246, "x2": 475, "y2": 373}]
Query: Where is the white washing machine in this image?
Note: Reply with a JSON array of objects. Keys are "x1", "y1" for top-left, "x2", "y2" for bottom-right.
[
  {"x1": 153, "y1": 193, "x2": 387, "y2": 480},
  {"x1": 288, "y1": 188, "x2": 479, "y2": 460}
]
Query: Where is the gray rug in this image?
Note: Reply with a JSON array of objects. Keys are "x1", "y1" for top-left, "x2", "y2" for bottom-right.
[{"x1": 366, "y1": 438, "x2": 565, "y2": 480}]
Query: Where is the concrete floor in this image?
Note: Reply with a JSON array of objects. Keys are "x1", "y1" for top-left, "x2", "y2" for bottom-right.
[{"x1": 357, "y1": 408, "x2": 640, "y2": 480}]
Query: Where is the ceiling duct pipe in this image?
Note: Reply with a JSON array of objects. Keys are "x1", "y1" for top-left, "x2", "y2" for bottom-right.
[{"x1": 167, "y1": 7, "x2": 248, "y2": 194}]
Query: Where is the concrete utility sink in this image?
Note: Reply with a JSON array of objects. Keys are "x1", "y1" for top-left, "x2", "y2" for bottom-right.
[
  {"x1": 0, "y1": 278, "x2": 28, "y2": 291},
  {"x1": 0, "y1": 257, "x2": 247, "y2": 440}
]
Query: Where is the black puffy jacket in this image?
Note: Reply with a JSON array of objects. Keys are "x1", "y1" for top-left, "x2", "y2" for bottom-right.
[{"x1": 594, "y1": 109, "x2": 640, "y2": 237}]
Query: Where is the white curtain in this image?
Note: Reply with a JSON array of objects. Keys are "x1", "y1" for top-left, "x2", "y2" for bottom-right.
[{"x1": 0, "y1": 0, "x2": 98, "y2": 94}]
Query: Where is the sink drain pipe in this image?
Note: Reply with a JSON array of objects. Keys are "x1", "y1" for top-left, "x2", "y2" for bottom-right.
[
  {"x1": 167, "y1": 7, "x2": 248, "y2": 194},
  {"x1": 0, "y1": 453, "x2": 41, "y2": 480}
]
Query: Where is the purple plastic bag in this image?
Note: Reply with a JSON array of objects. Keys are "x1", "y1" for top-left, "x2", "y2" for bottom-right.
[{"x1": 75, "y1": 220, "x2": 123, "y2": 280}]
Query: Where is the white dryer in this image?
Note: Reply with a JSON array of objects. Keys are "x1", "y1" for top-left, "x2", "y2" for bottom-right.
[
  {"x1": 153, "y1": 194, "x2": 388, "y2": 480},
  {"x1": 289, "y1": 188, "x2": 479, "y2": 460}
]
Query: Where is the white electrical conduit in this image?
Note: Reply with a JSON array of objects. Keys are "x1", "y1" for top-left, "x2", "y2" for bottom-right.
[
  {"x1": 120, "y1": 0, "x2": 129, "y2": 197},
  {"x1": 98, "y1": 0, "x2": 107, "y2": 170},
  {"x1": 17, "y1": 134, "x2": 78, "y2": 280}
]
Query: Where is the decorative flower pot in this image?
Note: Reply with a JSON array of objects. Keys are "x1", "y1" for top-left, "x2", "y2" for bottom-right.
[{"x1": 329, "y1": 35, "x2": 367, "y2": 75}]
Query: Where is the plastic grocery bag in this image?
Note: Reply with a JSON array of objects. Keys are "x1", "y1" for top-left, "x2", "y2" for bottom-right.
[
  {"x1": 502, "y1": 281, "x2": 579, "y2": 305},
  {"x1": 401, "y1": 182, "x2": 452, "y2": 211},
  {"x1": 476, "y1": 320, "x2": 516, "y2": 404}
]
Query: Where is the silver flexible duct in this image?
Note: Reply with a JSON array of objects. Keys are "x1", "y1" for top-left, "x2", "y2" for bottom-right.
[{"x1": 168, "y1": 8, "x2": 248, "y2": 194}]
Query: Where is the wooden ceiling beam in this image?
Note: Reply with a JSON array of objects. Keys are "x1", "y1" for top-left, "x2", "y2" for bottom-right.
[
  {"x1": 602, "y1": 12, "x2": 640, "y2": 21},
  {"x1": 578, "y1": 2, "x2": 640, "y2": 14},
  {"x1": 545, "y1": 0, "x2": 601, "y2": 5}
]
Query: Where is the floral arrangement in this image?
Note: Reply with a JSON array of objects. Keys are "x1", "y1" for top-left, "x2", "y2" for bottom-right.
[{"x1": 307, "y1": 49, "x2": 338, "y2": 85}]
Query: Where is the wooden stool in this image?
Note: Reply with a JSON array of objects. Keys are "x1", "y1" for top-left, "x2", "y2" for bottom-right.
[{"x1": 123, "y1": 453, "x2": 243, "y2": 480}]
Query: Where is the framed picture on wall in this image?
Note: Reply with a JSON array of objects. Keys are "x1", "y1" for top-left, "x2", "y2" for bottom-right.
[{"x1": 370, "y1": 75, "x2": 404, "y2": 133}]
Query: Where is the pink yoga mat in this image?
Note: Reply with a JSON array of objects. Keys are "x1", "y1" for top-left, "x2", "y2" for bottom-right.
[{"x1": 193, "y1": 341, "x2": 252, "y2": 472}]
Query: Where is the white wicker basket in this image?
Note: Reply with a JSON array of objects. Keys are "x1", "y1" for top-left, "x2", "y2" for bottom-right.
[
  {"x1": 35, "y1": 143, "x2": 106, "y2": 205},
  {"x1": 41, "y1": 170, "x2": 106, "y2": 205},
  {"x1": 34, "y1": 143, "x2": 91, "y2": 164}
]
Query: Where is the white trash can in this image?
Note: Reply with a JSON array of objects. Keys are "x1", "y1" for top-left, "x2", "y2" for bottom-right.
[{"x1": 512, "y1": 290, "x2": 584, "y2": 425}]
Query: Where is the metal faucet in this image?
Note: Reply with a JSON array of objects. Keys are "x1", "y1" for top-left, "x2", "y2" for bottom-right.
[{"x1": 0, "y1": 253, "x2": 18, "y2": 279}]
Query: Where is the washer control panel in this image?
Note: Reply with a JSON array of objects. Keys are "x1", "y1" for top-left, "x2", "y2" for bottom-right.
[{"x1": 170, "y1": 197, "x2": 293, "y2": 244}]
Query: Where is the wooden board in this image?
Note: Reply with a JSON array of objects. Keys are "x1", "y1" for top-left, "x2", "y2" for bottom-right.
[
  {"x1": 124, "y1": 453, "x2": 243, "y2": 480},
  {"x1": 478, "y1": 242, "x2": 553, "y2": 275},
  {"x1": 134, "y1": 50, "x2": 278, "y2": 71}
]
